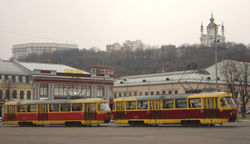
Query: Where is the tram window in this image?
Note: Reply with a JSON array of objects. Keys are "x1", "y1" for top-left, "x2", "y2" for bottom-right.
[
  {"x1": 220, "y1": 97, "x2": 236, "y2": 107},
  {"x1": 162, "y1": 100, "x2": 173, "y2": 109},
  {"x1": 189, "y1": 98, "x2": 201, "y2": 108},
  {"x1": 17, "y1": 105, "x2": 26, "y2": 112},
  {"x1": 116, "y1": 102, "x2": 124, "y2": 111},
  {"x1": 92, "y1": 104, "x2": 96, "y2": 112},
  {"x1": 50, "y1": 104, "x2": 59, "y2": 112},
  {"x1": 137, "y1": 101, "x2": 148, "y2": 109},
  {"x1": 99, "y1": 103, "x2": 110, "y2": 111},
  {"x1": 27, "y1": 104, "x2": 36, "y2": 112},
  {"x1": 72, "y1": 103, "x2": 82, "y2": 111},
  {"x1": 175, "y1": 99, "x2": 187, "y2": 108},
  {"x1": 126, "y1": 101, "x2": 136, "y2": 110},
  {"x1": 61, "y1": 104, "x2": 70, "y2": 112},
  {"x1": 215, "y1": 98, "x2": 218, "y2": 108}
]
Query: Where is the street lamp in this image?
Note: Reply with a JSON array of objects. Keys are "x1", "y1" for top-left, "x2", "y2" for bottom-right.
[{"x1": 214, "y1": 24, "x2": 220, "y2": 92}]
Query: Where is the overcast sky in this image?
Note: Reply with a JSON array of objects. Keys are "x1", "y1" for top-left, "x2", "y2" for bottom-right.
[{"x1": 0, "y1": 0, "x2": 250, "y2": 59}]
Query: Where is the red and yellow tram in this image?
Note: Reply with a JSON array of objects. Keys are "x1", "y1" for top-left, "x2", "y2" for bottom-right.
[
  {"x1": 112, "y1": 92, "x2": 237, "y2": 126},
  {"x1": 3, "y1": 98, "x2": 111, "y2": 126}
]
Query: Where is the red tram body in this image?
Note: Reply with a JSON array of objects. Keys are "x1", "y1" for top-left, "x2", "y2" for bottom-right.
[
  {"x1": 112, "y1": 92, "x2": 237, "y2": 126},
  {"x1": 3, "y1": 98, "x2": 111, "y2": 126}
]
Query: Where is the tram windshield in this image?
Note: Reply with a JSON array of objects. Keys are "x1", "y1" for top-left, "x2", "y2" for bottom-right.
[
  {"x1": 220, "y1": 97, "x2": 236, "y2": 107},
  {"x1": 99, "y1": 103, "x2": 111, "y2": 111}
]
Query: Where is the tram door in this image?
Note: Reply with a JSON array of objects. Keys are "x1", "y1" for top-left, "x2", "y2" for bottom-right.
[
  {"x1": 84, "y1": 103, "x2": 96, "y2": 121},
  {"x1": 149, "y1": 100, "x2": 161, "y2": 122},
  {"x1": 115, "y1": 102, "x2": 126, "y2": 120},
  {"x1": 7, "y1": 105, "x2": 16, "y2": 121},
  {"x1": 38, "y1": 104, "x2": 48, "y2": 123},
  {"x1": 203, "y1": 98, "x2": 218, "y2": 122}
]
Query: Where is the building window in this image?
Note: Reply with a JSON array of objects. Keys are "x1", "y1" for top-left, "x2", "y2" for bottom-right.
[
  {"x1": 119, "y1": 92, "x2": 121, "y2": 97},
  {"x1": 5, "y1": 75, "x2": 8, "y2": 81},
  {"x1": 175, "y1": 90, "x2": 178, "y2": 94},
  {"x1": 26, "y1": 76, "x2": 30, "y2": 83},
  {"x1": 19, "y1": 76, "x2": 22, "y2": 83},
  {"x1": 0, "y1": 90, "x2": 2, "y2": 100},
  {"x1": 40, "y1": 84, "x2": 48, "y2": 97},
  {"x1": 169, "y1": 91, "x2": 172, "y2": 94},
  {"x1": 20, "y1": 90, "x2": 24, "y2": 99},
  {"x1": 114, "y1": 92, "x2": 117, "y2": 98},
  {"x1": 124, "y1": 92, "x2": 127, "y2": 97},
  {"x1": 12, "y1": 75, "x2": 16, "y2": 82},
  {"x1": 129, "y1": 92, "x2": 132, "y2": 96},
  {"x1": 6, "y1": 90, "x2": 10, "y2": 100},
  {"x1": 96, "y1": 86, "x2": 104, "y2": 97},
  {"x1": 156, "y1": 91, "x2": 160, "y2": 95},
  {"x1": 145, "y1": 92, "x2": 148, "y2": 96},
  {"x1": 13, "y1": 90, "x2": 17, "y2": 99},
  {"x1": 139, "y1": 92, "x2": 142, "y2": 96},
  {"x1": 162, "y1": 91, "x2": 166, "y2": 94},
  {"x1": 151, "y1": 91, "x2": 154, "y2": 95},
  {"x1": 134, "y1": 92, "x2": 137, "y2": 96},
  {"x1": 27, "y1": 91, "x2": 31, "y2": 99}
]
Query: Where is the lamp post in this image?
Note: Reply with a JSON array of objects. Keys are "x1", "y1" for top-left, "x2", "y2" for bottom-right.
[{"x1": 214, "y1": 24, "x2": 220, "y2": 92}]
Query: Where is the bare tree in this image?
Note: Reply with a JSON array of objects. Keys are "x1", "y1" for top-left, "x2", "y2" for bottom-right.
[
  {"x1": 237, "y1": 62, "x2": 250, "y2": 118},
  {"x1": 220, "y1": 60, "x2": 250, "y2": 118},
  {"x1": 220, "y1": 60, "x2": 239, "y2": 101}
]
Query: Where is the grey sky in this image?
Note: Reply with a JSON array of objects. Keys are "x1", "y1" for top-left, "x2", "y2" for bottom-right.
[{"x1": 0, "y1": 0, "x2": 249, "y2": 59}]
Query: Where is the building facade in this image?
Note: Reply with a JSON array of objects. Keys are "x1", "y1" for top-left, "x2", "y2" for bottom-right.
[
  {"x1": 0, "y1": 60, "x2": 114, "y2": 117},
  {"x1": 0, "y1": 60, "x2": 33, "y2": 116},
  {"x1": 113, "y1": 60, "x2": 250, "y2": 113},
  {"x1": 12, "y1": 43, "x2": 79, "y2": 59},
  {"x1": 200, "y1": 14, "x2": 225, "y2": 46}
]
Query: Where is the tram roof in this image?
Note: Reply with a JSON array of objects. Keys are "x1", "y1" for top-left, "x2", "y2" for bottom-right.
[
  {"x1": 114, "y1": 94, "x2": 189, "y2": 102},
  {"x1": 4, "y1": 98, "x2": 105, "y2": 105},
  {"x1": 114, "y1": 92, "x2": 230, "y2": 102}
]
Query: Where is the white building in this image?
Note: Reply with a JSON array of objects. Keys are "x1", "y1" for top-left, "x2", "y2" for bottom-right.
[
  {"x1": 12, "y1": 43, "x2": 78, "y2": 59},
  {"x1": 122, "y1": 40, "x2": 145, "y2": 51},
  {"x1": 200, "y1": 14, "x2": 225, "y2": 46},
  {"x1": 106, "y1": 43, "x2": 122, "y2": 52}
]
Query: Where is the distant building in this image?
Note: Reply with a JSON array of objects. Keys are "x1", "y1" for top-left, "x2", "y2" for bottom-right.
[
  {"x1": 106, "y1": 43, "x2": 122, "y2": 52},
  {"x1": 12, "y1": 43, "x2": 79, "y2": 59},
  {"x1": 106, "y1": 40, "x2": 146, "y2": 52},
  {"x1": 200, "y1": 14, "x2": 225, "y2": 46},
  {"x1": 122, "y1": 40, "x2": 145, "y2": 51}
]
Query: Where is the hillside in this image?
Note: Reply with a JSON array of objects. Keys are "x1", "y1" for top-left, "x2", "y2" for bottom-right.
[{"x1": 19, "y1": 42, "x2": 250, "y2": 77}]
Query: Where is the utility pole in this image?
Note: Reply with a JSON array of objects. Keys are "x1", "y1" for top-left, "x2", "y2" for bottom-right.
[{"x1": 214, "y1": 24, "x2": 219, "y2": 92}]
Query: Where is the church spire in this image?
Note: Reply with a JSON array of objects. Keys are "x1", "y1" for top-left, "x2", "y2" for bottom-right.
[
  {"x1": 200, "y1": 21, "x2": 204, "y2": 35},
  {"x1": 221, "y1": 21, "x2": 224, "y2": 36},
  {"x1": 210, "y1": 13, "x2": 215, "y2": 23}
]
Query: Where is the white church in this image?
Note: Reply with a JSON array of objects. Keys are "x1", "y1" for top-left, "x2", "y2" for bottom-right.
[{"x1": 200, "y1": 14, "x2": 225, "y2": 46}]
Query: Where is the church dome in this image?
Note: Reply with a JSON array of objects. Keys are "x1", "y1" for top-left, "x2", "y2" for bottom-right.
[{"x1": 207, "y1": 14, "x2": 217, "y2": 28}]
